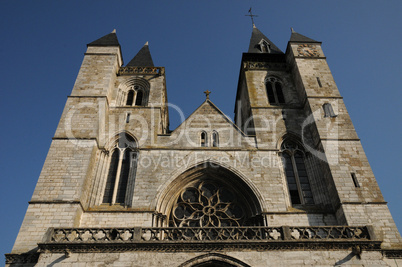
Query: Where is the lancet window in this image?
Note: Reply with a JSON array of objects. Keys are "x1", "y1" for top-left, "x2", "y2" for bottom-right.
[
  {"x1": 126, "y1": 90, "x2": 134, "y2": 106},
  {"x1": 281, "y1": 140, "x2": 314, "y2": 205},
  {"x1": 102, "y1": 134, "x2": 138, "y2": 205},
  {"x1": 200, "y1": 131, "x2": 208, "y2": 147},
  {"x1": 323, "y1": 103, "x2": 337, "y2": 118},
  {"x1": 125, "y1": 85, "x2": 147, "y2": 107},
  {"x1": 266, "y1": 77, "x2": 285, "y2": 105},
  {"x1": 212, "y1": 131, "x2": 219, "y2": 147}
]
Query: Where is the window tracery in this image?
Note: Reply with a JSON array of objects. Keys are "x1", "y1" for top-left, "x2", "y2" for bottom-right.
[
  {"x1": 102, "y1": 134, "x2": 138, "y2": 205},
  {"x1": 281, "y1": 140, "x2": 314, "y2": 206},
  {"x1": 124, "y1": 85, "x2": 148, "y2": 107},
  {"x1": 170, "y1": 180, "x2": 246, "y2": 227},
  {"x1": 266, "y1": 77, "x2": 285, "y2": 105}
]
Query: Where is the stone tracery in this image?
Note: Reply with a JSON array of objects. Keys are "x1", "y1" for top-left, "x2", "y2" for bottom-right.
[
  {"x1": 158, "y1": 163, "x2": 265, "y2": 228},
  {"x1": 171, "y1": 180, "x2": 245, "y2": 227}
]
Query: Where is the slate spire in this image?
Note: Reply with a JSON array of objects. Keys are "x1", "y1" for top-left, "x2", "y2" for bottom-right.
[
  {"x1": 289, "y1": 28, "x2": 318, "y2": 43},
  {"x1": 248, "y1": 25, "x2": 283, "y2": 54},
  {"x1": 87, "y1": 29, "x2": 120, "y2": 47},
  {"x1": 126, "y1": 42, "x2": 154, "y2": 67}
]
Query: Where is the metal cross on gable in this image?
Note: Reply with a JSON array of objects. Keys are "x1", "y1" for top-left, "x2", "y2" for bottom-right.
[{"x1": 245, "y1": 7, "x2": 258, "y2": 26}]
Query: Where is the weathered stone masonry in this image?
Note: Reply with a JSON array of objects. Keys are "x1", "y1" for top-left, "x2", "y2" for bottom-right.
[{"x1": 6, "y1": 27, "x2": 402, "y2": 266}]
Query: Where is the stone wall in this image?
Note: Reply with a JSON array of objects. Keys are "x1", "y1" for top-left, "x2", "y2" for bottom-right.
[{"x1": 32, "y1": 250, "x2": 401, "y2": 267}]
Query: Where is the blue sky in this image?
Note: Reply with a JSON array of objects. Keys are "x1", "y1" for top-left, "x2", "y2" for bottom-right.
[{"x1": 1, "y1": 1, "x2": 401, "y2": 257}]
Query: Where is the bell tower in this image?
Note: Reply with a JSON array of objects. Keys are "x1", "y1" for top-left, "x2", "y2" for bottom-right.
[
  {"x1": 287, "y1": 28, "x2": 402, "y2": 247},
  {"x1": 9, "y1": 30, "x2": 169, "y2": 256},
  {"x1": 235, "y1": 25, "x2": 402, "y2": 248}
]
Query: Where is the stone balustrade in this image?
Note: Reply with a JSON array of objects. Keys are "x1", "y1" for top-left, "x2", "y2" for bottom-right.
[
  {"x1": 35, "y1": 225, "x2": 382, "y2": 253},
  {"x1": 118, "y1": 66, "x2": 164, "y2": 76},
  {"x1": 45, "y1": 226, "x2": 373, "y2": 243}
]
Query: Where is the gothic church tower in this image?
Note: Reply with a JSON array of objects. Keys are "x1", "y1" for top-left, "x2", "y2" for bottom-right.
[{"x1": 6, "y1": 27, "x2": 402, "y2": 266}]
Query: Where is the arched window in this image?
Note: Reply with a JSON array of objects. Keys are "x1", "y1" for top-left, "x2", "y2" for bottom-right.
[
  {"x1": 126, "y1": 90, "x2": 134, "y2": 106},
  {"x1": 212, "y1": 131, "x2": 219, "y2": 147},
  {"x1": 124, "y1": 84, "x2": 148, "y2": 107},
  {"x1": 259, "y1": 39, "x2": 270, "y2": 53},
  {"x1": 323, "y1": 103, "x2": 336, "y2": 118},
  {"x1": 135, "y1": 90, "x2": 143, "y2": 106},
  {"x1": 281, "y1": 140, "x2": 314, "y2": 205},
  {"x1": 160, "y1": 164, "x2": 264, "y2": 228},
  {"x1": 103, "y1": 133, "x2": 138, "y2": 205},
  {"x1": 103, "y1": 150, "x2": 119, "y2": 204},
  {"x1": 266, "y1": 77, "x2": 285, "y2": 105},
  {"x1": 171, "y1": 180, "x2": 246, "y2": 227},
  {"x1": 200, "y1": 131, "x2": 208, "y2": 147}
]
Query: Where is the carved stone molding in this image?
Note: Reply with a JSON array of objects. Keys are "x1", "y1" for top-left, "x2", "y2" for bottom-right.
[
  {"x1": 118, "y1": 66, "x2": 164, "y2": 76},
  {"x1": 243, "y1": 61, "x2": 287, "y2": 71},
  {"x1": 38, "y1": 240, "x2": 382, "y2": 253},
  {"x1": 383, "y1": 249, "x2": 402, "y2": 259},
  {"x1": 33, "y1": 225, "x2": 386, "y2": 254},
  {"x1": 5, "y1": 253, "x2": 39, "y2": 264}
]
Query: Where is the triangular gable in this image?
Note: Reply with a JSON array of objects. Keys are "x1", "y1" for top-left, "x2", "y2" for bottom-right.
[{"x1": 171, "y1": 99, "x2": 247, "y2": 137}]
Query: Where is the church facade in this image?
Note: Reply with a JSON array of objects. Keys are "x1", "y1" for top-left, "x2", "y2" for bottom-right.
[{"x1": 6, "y1": 26, "x2": 402, "y2": 266}]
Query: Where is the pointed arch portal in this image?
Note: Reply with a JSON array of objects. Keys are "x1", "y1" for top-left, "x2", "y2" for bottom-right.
[{"x1": 157, "y1": 163, "x2": 264, "y2": 227}]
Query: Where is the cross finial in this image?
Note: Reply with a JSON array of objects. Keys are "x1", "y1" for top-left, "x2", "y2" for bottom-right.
[
  {"x1": 204, "y1": 90, "x2": 211, "y2": 99},
  {"x1": 245, "y1": 7, "x2": 258, "y2": 27}
]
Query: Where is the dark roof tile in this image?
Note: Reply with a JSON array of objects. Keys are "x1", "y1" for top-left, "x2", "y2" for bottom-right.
[
  {"x1": 289, "y1": 28, "x2": 319, "y2": 43},
  {"x1": 248, "y1": 25, "x2": 283, "y2": 54},
  {"x1": 126, "y1": 42, "x2": 154, "y2": 67},
  {"x1": 87, "y1": 31, "x2": 120, "y2": 47}
]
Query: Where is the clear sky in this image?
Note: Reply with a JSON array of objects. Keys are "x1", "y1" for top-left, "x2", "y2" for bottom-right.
[{"x1": 1, "y1": 0, "x2": 401, "y2": 258}]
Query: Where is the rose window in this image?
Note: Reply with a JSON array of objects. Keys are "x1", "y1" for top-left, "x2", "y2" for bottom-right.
[{"x1": 170, "y1": 180, "x2": 246, "y2": 227}]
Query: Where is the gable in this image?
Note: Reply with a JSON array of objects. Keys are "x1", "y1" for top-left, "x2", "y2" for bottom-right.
[{"x1": 160, "y1": 100, "x2": 255, "y2": 148}]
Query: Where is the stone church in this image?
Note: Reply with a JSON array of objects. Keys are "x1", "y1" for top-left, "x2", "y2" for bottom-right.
[{"x1": 6, "y1": 25, "x2": 402, "y2": 266}]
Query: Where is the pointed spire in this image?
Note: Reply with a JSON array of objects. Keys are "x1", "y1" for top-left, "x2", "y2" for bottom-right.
[
  {"x1": 126, "y1": 42, "x2": 154, "y2": 67},
  {"x1": 248, "y1": 26, "x2": 283, "y2": 54},
  {"x1": 289, "y1": 28, "x2": 318, "y2": 43},
  {"x1": 87, "y1": 30, "x2": 120, "y2": 47}
]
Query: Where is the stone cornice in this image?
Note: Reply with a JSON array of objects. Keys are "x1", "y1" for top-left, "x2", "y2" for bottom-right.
[{"x1": 38, "y1": 240, "x2": 381, "y2": 253}]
